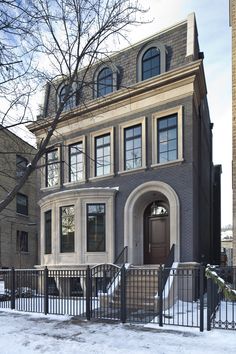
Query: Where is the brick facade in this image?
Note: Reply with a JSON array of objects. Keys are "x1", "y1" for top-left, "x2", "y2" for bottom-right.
[
  {"x1": 29, "y1": 14, "x2": 220, "y2": 268},
  {"x1": 0, "y1": 128, "x2": 38, "y2": 268}
]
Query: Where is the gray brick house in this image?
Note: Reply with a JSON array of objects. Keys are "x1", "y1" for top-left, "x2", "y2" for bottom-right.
[{"x1": 29, "y1": 13, "x2": 221, "y2": 270}]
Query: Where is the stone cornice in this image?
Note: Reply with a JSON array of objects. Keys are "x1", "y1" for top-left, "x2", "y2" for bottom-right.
[
  {"x1": 38, "y1": 187, "x2": 119, "y2": 207},
  {"x1": 28, "y1": 60, "x2": 206, "y2": 135}
]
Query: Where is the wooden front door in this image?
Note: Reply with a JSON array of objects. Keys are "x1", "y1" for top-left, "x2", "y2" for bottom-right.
[{"x1": 144, "y1": 215, "x2": 170, "y2": 264}]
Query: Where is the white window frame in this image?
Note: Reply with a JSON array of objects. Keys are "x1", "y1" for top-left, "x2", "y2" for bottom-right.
[
  {"x1": 89, "y1": 127, "x2": 114, "y2": 180},
  {"x1": 57, "y1": 82, "x2": 77, "y2": 112},
  {"x1": 151, "y1": 106, "x2": 183, "y2": 167},
  {"x1": 118, "y1": 117, "x2": 146, "y2": 174},
  {"x1": 64, "y1": 135, "x2": 86, "y2": 185},
  {"x1": 93, "y1": 63, "x2": 118, "y2": 98},
  {"x1": 41, "y1": 146, "x2": 61, "y2": 191},
  {"x1": 137, "y1": 41, "x2": 167, "y2": 82}
]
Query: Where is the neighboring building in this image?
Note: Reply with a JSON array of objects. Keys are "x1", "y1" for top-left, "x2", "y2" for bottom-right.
[
  {"x1": 230, "y1": 0, "x2": 236, "y2": 265},
  {"x1": 29, "y1": 13, "x2": 221, "y2": 271},
  {"x1": 221, "y1": 227, "x2": 233, "y2": 266},
  {"x1": 0, "y1": 127, "x2": 38, "y2": 268}
]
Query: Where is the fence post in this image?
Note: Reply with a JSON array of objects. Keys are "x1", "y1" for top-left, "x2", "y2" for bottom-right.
[
  {"x1": 199, "y1": 266, "x2": 204, "y2": 332},
  {"x1": 11, "y1": 267, "x2": 15, "y2": 310},
  {"x1": 86, "y1": 266, "x2": 91, "y2": 321},
  {"x1": 207, "y1": 277, "x2": 212, "y2": 331},
  {"x1": 44, "y1": 266, "x2": 48, "y2": 315},
  {"x1": 158, "y1": 265, "x2": 163, "y2": 327},
  {"x1": 120, "y1": 266, "x2": 126, "y2": 323}
]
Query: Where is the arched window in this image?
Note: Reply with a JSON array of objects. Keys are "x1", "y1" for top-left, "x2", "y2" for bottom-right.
[
  {"x1": 142, "y1": 47, "x2": 160, "y2": 81},
  {"x1": 59, "y1": 84, "x2": 75, "y2": 111},
  {"x1": 97, "y1": 67, "x2": 113, "y2": 97},
  {"x1": 137, "y1": 41, "x2": 166, "y2": 82}
]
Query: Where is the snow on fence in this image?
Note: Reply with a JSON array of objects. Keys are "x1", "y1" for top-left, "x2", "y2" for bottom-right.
[{"x1": 0, "y1": 265, "x2": 235, "y2": 331}]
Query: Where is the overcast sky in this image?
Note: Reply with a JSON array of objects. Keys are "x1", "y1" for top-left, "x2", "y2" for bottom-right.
[{"x1": 129, "y1": 0, "x2": 231, "y2": 226}]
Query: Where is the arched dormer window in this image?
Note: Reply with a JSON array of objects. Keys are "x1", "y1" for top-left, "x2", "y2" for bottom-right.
[
  {"x1": 94, "y1": 64, "x2": 118, "y2": 98},
  {"x1": 58, "y1": 83, "x2": 76, "y2": 111},
  {"x1": 97, "y1": 67, "x2": 113, "y2": 97},
  {"x1": 137, "y1": 41, "x2": 167, "y2": 82},
  {"x1": 142, "y1": 47, "x2": 160, "y2": 80}
]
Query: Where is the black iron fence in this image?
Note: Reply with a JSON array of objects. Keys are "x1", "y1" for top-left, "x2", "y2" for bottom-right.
[
  {"x1": 0, "y1": 265, "x2": 235, "y2": 332},
  {"x1": 207, "y1": 266, "x2": 236, "y2": 330}
]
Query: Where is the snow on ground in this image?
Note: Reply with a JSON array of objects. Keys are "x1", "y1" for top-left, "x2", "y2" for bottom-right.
[{"x1": 0, "y1": 309, "x2": 236, "y2": 354}]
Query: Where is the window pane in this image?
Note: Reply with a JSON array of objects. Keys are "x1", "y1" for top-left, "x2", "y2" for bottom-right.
[
  {"x1": 133, "y1": 148, "x2": 142, "y2": 158},
  {"x1": 124, "y1": 124, "x2": 142, "y2": 170},
  {"x1": 69, "y1": 143, "x2": 83, "y2": 182},
  {"x1": 46, "y1": 150, "x2": 59, "y2": 187},
  {"x1": 169, "y1": 139, "x2": 177, "y2": 151},
  {"x1": 168, "y1": 128, "x2": 177, "y2": 140},
  {"x1": 125, "y1": 127, "x2": 135, "y2": 139},
  {"x1": 159, "y1": 131, "x2": 167, "y2": 143},
  {"x1": 159, "y1": 142, "x2": 167, "y2": 153},
  {"x1": 125, "y1": 160, "x2": 133, "y2": 170},
  {"x1": 125, "y1": 139, "x2": 133, "y2": 150},
  {"x1": 168, "y1": 150, "x2": 177, "y2": 161},
  {"x1": 158, "y1": 114, "x2": 178, "y2": 163},
  {"x1": 60, "y1": 206, "x2": 75, "y2": 253},
  {"x1": 168, "y1": 116, "x2": 177, "y2": 127},
  {"x1": 59, "y1": 85, "x2": 75, "y2": 111},
  {"x1": 87, "y1": 204, "x2": 105, "y2": 252},
  {"x1": 159, "y1": 119, "x2": 168, "y2": 130},
  {"x1": 159, "y1": 152, "x2": 168, "y2": 163},
  {"x1": 133, "y1": 157, "x2": 142, "y2": 169},
  {"x1": 16, "y1": 193, "x2": 28, "y2": 215},
  {"x1": 133, "y1": 137, "x2": 141, "y2": 149},
  {"x1": 97, "y1": 67, "x2": 113, "y2": 97},
  {"x1": 45, "y1": 210, "x2": 52, "y2": 254},
  {"x1": 95, "y1": 134, "x2": 111, "y2": 177},
  {"x1": 142, "y1": 47, "x2": 160, "y2": 80}
]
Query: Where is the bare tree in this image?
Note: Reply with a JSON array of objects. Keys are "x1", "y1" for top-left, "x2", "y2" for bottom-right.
[
  {"x1": 0, "y1": 0, "x2": 148, "y2": 212},
  {"x1": 0, "y1": 0, "x2": 41, "y2": 128}
]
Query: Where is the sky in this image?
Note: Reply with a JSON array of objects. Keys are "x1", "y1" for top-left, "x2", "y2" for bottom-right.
[
  {"x1": 129, "y1": 0, "x2": 231, "y2": 227},
  {"x1": 14, "y1": 0, "x2": 232, "y2": 227}
]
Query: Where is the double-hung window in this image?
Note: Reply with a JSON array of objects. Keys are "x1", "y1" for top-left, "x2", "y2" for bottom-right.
[
  {"x1": 45, "y1": 210, "x2": 52, "y2": 254},
  {"x1": 87, "y1": 204, "x2": 105, "y2": 252},
  {"x1": 158, "y1": 115, "x2": 178, "y2": 163},
  {"x1": 95, "y1": 134, "x2": 111, "y2": 177},
  {"x1": 152, "y1": 106, "x2": 183, "y2": 166},
  {"x1": 16, "y1": 193, "x2": 28, "y2": 215},
  {"x1": 46, "y1": 150, "x2": 59, "y2": 187},
  {"x1": 60, "y1": 206, "x2": 75, "y2": 253},
  {"x1": 69, "y1": 142, "x2": 83, "y2": 182},
  {"x1": 124, "y1": 124, "x2": 142, "y2": 170}
]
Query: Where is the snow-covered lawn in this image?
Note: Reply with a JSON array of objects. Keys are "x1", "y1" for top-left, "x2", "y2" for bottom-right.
[{"x1": 0, "y1": 309, "x2": 236, "y2": 354}]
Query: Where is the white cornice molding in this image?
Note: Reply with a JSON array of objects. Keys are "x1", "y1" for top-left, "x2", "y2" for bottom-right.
[
  {"x1": 38, "y1": 187, "x2": 119, "y2": 207},
  {"x1": 29, "y1": 60, "x2": 206, "y2": 135}
]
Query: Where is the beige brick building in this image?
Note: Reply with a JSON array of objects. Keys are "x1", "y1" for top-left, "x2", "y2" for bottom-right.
[
  {"x1": 230, "y1": 0, "x2": 236, "y2": 265},
  {"x1": 0, "y1": 127, "x2": 38, "y2": 268}
]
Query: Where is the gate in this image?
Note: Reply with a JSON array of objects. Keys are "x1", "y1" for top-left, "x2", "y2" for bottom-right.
[{"x1": 89, "y1": 264, "x2": 122, "y2": 321}]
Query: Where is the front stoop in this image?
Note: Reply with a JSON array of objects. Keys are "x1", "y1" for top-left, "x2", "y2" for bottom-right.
[{"x1": 111, "y1": 265, "x2": 160, "y2": 311}]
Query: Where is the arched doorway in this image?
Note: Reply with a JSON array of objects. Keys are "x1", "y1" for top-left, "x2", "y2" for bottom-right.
[
  {"x1": 124, "y1": 181, "x2": 180, "y2": 264},
  {"x1": 143, "y1": 202, "x2": 170, "y2": 264}
]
